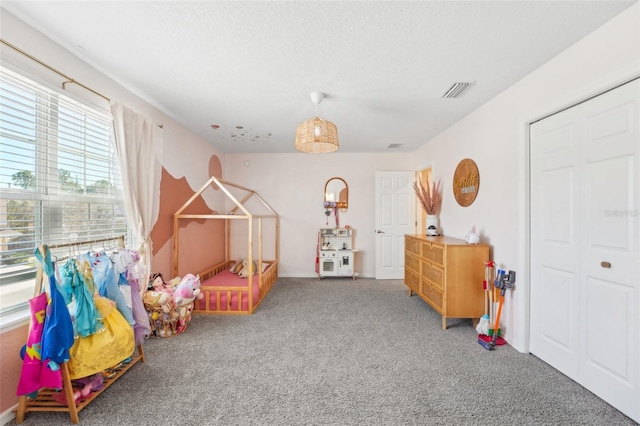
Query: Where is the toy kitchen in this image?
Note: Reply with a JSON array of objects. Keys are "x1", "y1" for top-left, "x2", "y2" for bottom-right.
[{"x1": 318, "y1": 227, "x2": 359, "y2": 279}]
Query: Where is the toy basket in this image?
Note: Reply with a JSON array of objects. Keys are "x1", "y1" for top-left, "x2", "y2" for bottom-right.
[{"x1": 145, "y1": 301, "x2": 194, "y2": 337}]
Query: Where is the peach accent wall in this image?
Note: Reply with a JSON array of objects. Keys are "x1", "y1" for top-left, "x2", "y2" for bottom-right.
[
  {"x1": 150, "y1": 165, "x2": 226, "y2": 279},
  {"x1": 0, "y1": 324, "x2": 28, "y2": 413},
  {"x1": 175, "y1": 220, "x2": 226, "y2": 277}
]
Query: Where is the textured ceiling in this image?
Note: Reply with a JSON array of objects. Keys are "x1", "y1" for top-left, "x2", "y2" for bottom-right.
[{"x1": 1, "y1": 1, "x2": 636, "y2": 153}]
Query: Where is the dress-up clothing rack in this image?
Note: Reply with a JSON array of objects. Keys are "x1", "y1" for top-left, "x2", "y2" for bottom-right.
[{"x1": 15, "y1": 238, "x2": 146, "y2": 424}]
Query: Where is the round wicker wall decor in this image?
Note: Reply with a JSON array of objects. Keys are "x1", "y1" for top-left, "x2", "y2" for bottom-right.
[{"x1": 453, "y1": 158, "x2": 480, "y2": 207}]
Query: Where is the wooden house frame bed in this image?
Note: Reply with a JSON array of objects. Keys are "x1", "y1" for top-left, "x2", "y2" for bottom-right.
[{"x1": 173, "y1": 176, "x2": 279, "y2": 315}]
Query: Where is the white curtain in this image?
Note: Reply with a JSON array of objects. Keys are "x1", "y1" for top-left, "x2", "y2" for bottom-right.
[{"x1": 110, "y1": 102, "x2": 163, "y2": 293}]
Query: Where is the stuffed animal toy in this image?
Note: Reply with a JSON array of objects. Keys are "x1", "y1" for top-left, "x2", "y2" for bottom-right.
[
  {"x1": 143, "y1": 290, "x2": 172, "y2": 314},
  {"x1": 166, "y1": 276, "x2": 181, "y2": 290},
  {"x1": 172, "y1": 274, "x2": 203, "y2": 307},
  {"x1": 466, "y1": 225, "x2": 480, "y2": 244},
  {"x1": 238, "y1": 259, "x2": 257, "y2": 278}
]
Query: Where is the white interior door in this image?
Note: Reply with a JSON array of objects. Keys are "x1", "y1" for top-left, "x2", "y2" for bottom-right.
[
  {"x1": 530, "y1": 79, "x2": 639, "y2": 422},
  {"x1": 374, "y1": 171, "x2": 414, "y2": 279}
]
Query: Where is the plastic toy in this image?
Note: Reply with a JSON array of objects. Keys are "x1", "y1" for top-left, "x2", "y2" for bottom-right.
[{"x1": 172, "y1": 274, "x2": 203, "y2": 307}]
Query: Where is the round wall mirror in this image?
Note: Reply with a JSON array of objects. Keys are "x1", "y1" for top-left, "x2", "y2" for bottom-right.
[{"x1": 324, "y1": 177, "x2": 348, "y2": 210}]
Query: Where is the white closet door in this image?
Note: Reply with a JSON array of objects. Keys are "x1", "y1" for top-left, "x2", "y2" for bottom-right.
[
  {"x1": 530, "y1": 101, "x2": 582, "y2": 381},
  {"x1": 531, "y1": 79, "x2": 639, "y2": 423},
  {"x1": 578, "y1": 80, "x2": 639, "y2": 418}
]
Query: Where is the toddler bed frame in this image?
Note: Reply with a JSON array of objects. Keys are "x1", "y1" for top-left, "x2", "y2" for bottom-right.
[{"x1": 173, "y1": 176, "x2": 279, "y2": 314}]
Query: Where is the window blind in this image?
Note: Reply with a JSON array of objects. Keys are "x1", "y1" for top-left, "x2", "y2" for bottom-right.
[{"x1": 0, "y1": 65, "x2": 127, "y2": 315}]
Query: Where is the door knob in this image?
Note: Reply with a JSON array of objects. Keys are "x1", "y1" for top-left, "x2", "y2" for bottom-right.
[
  {"x1": 600, "y1": 261, "x2": 611, "y2": 268},
  {"x1": 376, "y1": 230, "x2": 385, "y2": 234}
]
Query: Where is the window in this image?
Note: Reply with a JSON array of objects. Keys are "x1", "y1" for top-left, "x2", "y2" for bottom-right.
[{"x1": 0, "y1": 65, "x2": 127, "y2": 317}]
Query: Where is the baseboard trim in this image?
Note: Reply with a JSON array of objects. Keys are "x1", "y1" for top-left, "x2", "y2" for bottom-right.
[
  {"x1": 277, "y1": 273, "x2": 376, "y2": 279},
  {"x1": 0, "y1": 404, "x2": 16, "y2": 426}
]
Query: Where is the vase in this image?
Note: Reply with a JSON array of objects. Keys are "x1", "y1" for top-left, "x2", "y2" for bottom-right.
[{"x1": 426, "y1": 215, "x2": 439, "y2": 236}]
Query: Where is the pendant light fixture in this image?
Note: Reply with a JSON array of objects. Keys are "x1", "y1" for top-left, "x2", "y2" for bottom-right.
[{"x1": 295, "y1": 91, "x2": 339, "y2": 153}]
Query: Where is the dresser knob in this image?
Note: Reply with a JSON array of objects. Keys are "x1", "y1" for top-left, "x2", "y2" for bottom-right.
[{"x1": 600, "y1": 261, "x2": 611, "y2": 269}]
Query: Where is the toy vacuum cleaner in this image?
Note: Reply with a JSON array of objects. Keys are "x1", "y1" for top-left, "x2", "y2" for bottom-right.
[{"x1": 478, "y1": 269, "x2": 515, "y2": 350}]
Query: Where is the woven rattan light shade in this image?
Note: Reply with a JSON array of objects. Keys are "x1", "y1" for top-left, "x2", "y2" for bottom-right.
[{"x1": 295, "y1": 117, "x2": 339, "y2": 153}]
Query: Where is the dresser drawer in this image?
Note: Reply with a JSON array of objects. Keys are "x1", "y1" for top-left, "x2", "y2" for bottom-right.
[
  {"x1": 420, "y1": 283, "x2": 443, "y2": 311},
  {"x1": 405, "y1": 253, "x2": 420, "y2": 273},
  {"x1": 405, "y1": 236, "x2": 420, "y2": 255},
  {"x1": 421, "y1": 242, "x2": 444, "y2": 266},
  {"x1": 405, "y1": 268, "x2": 419, "y2": 292},
  {"x1": 421, "y1": 260, "x2": 444, "y2": 291}
]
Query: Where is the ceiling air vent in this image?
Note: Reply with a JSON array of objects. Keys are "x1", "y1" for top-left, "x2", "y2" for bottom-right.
[
  {"x1": 387, "y1": 143, "x2": 402, "y2": 149},
  {"x1": 441, "y1": 82, "x2": 472, "y2": 99}
]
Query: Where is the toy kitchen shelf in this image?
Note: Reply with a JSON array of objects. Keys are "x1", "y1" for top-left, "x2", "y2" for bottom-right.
[{"x1": 318, "y1": 228, "x2": 359, "y2": 279}]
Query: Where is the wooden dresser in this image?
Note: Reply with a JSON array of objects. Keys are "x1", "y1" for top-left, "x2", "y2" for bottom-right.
[{"x1": 404, "y1": 235, "x2": 489, "y2": 329}]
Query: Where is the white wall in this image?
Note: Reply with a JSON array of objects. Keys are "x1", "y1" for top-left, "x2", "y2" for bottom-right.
[
  {"x1": 411, "y1": 4, "x2": 639, "y2": 352},
  {"x1": 224, "y1": 153, "x2": 414, "y2": 277}
]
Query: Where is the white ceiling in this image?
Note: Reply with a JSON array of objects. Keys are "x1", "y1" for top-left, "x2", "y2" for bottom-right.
[{"x1": 2, "y1": 1, "x2": 636, "y2": 153}]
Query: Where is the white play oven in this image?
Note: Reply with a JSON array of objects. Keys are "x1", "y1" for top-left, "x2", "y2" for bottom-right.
[
  {"x1": 320, "y1": 250, "x2": 353, "y2": 276},
  {"x1": 318, "y1": 228, "x2": 358, "y2": 279}
]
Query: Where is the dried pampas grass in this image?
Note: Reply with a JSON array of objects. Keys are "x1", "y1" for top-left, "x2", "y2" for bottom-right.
[{"x1": 413, "y1": 178, "x2": 442, "y2": 216}]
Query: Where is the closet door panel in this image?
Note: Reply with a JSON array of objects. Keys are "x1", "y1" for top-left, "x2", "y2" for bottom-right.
[
  {"x1": 579, "y1": 79, "x2": 639, "y2": 420},
  {"x1": 541, "y1": 168, "x2": 574, "y2": 243},
  {"x1": 585, "y1": 157, "x2": 632, "y2": 250},
  {"x1": 539, "y1": 266, "x2": 573, "y2": 347},
  {"x1": 530, "y1": 106, "x2": 581, "y2": 380},
  {"x1": 585, "y1": 276, "x2": 632, "y2": 378}
]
